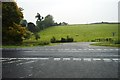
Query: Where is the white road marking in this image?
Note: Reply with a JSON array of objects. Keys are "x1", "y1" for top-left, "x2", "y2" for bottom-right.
[
  {"x1": 28, "y1": 74, "x2": 32, "y2": 77},
  {"x1": 93, "y1": 58, "x2": 101, "y2": 61},
  {"x1": 110, "y1": 49, "x2": 113, "y2": 50},
  {"x1": 39, "y1": 58, "x2": 49, "y2": 60},
  {"x1": 89, "y1": 49, "x2": 94, "y2": 50},
  {"x1": 112, "y1": 58, "x2": 119, "y2": 62},
  {"x1": 65, "y1": 49, "x2": 70, "y2": 50},
  {"x1": 54, "y1": 58, "x2": 61, "y2": 61},
  {"x1": 103, "y1": 58, "x2": 112, "y2": 62},
  {"x1": 17, "y1": 60, "x2": 35, "y2": 66},
  {"x1": 83, "y1": 58, "x2": 91, "y2": 61},
  {"x1": 78, "y1": 49, "x2": 82, "y2": 50},
  {"x1": 71, "y1": 49, "x2": 76, "y2": 50},
  {"x1": 96, "y1": 49, "x2": 102, "y2": 50},
  {"x1": 63, "y1": 58, "x2": 71, "y2": 61},
  {"x1": 83, "y1": 49, "x2": 87, "y2": 50},
  {"x1": 103, "y1": 49, "x2": 107, "y2": 50},
  {"x1": 6, "y1": 60, "x2": 21, "y2": 64},
  {"x1": 112, "y1": 58, "x2": 119, "y2": 61},
  {"x1": 73, "y1": 58, "x2": 81, "y2": 61},
  {"x1": 24, "y1": 61, "x2": 35, "y2": 64}
]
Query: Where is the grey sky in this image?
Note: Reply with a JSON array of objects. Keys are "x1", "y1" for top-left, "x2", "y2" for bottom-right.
[{"x1": 16, "y1": 0, "x2": 119, "y2": 24}]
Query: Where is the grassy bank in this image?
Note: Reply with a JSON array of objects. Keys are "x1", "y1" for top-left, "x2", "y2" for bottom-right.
[
  {"x1": 3, "y1": 23, "x2": 119, "y2": 48},
  {"x1": 39, "y1": 24, "x2": 118, "y2": 42}
]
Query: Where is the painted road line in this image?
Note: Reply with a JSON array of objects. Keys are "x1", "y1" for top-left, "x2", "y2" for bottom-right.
[
  {"x1": 73, "y1": 58, "x2": 81, "y2": 61},
  {"x1": 103, "y1": 49, "x2": 107, "y2": 50},
  {"x1": 38, "y1": 58, "x2": 49, "y2": 60},
  {"x1": 16, "y1": 60, "x2": 36, "y2": 66},
  {"x1": 83, "y1": 58, "x2": 91, "y2": 61},
  {"x1": 63, "y1": 58, "x2": 71, "y2": 61},
  {"x1": 54, "y1": 58, "x2": 61, "y2": 61},
  {"x1": 93, "y1": 58, "x2": 101, "y2": 61},
  {"x1": 110, "y1": 49, "x2": 114, "y2": 50},
  {"x1": 65, "y1": 49, "x2": 70, "y2": 50},
  {"x1": 83, "y1": 49, "x2": 87, "y2": 50},
  {"x1": 71, "y1": 49, "x2": 76, "y2": 50},
  {"x1": 78, "y1": 49, "x2": 82, "y2": 50},
  {"x1": 88, "y1": 49, "x2": 94, "y2": 50},
  {"x1": 112, "y1": 58, "x2": 119, "y2": 62},
  {"x1": 96, "y1": 49, "x2": 102, "y2": 50},
  {"x1": 103, "y1": 58, "x2": 112, "y2": 62}
]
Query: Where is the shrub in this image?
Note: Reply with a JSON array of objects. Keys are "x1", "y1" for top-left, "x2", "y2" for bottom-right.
[
  {"x1": 51, "y1": 36, "x2": 56, "y2": 43},
  {"x1": 67, "y1": 36, "x2": 73, "y2": 42},
  {"x1": 61, "y1": 38, "x2": 66, "y2": 42},
  {"x1": 35, "y1": 33, "x2": 40, "y2": 40}
]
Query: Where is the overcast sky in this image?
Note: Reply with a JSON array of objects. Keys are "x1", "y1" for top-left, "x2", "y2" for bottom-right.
[{"x1": 16, "y1": 0, "x2": 119, "y2": 24}]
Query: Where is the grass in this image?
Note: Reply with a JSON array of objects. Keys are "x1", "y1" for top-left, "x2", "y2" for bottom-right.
[
  {"x1": 91, "y1": 42, "x2": 120, "y2": 48},
  {"x1": 38, "y1": 24, "x2": 118, "y2": 42},
  {"x1": 3, "y1": 23, "x2": 119, "y2": 48}
]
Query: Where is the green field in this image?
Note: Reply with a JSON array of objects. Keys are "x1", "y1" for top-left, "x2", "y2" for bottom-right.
[
  {"x1": 6, "y1": 23, "x2": 118, "y2": 48},
  {"x1": 36, "y1": 24, "x2": 119, "y2": 42}
]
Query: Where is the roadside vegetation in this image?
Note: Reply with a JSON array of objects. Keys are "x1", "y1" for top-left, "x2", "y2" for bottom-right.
[{"x1": 2, "y1": 2, "x2": 119, "y2": 48}]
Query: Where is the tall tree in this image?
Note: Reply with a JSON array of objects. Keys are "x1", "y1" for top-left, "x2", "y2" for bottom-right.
[
  {"x1": 2, "y1": 2, "x2": 26, "y2": 44},
  {"x1": 43, "y1": 14, "x2": 54, "y2": 27}
]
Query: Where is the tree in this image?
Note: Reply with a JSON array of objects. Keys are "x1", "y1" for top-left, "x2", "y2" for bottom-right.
[
  {"x1": 35, "y1": 13, "x2": 43, "y2": 21},
  {"x1": 27, "y1": 22, "x2": 39, "y2": 33},
  {"x1": 2, "y1": 2, "x2": 26, "y2": 44},
  {"x1": 2, "y1": 2, "x2": 23, "y2": 28},
  {"x1": 43, "y1": 14, "x2": 54, "y2": 27},
  {"x1": 20, "y1": 19, "x2": 27, "y2": 27}
]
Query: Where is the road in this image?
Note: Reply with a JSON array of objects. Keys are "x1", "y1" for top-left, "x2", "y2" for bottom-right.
[{"x1": 1, "y1": 42, "x2": 120, "y2": 78}]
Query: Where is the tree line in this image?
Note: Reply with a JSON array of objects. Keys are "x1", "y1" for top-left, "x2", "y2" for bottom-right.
[{"x1": 2, "y1": 2, "x2": 68, "y2": 45}]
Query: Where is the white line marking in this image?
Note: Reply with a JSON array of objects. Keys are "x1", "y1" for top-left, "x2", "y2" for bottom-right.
[
  {"x1": 17, "y1": 60, "x2": 35, "y2": 66},
  {"x1": 39, "y1": 58, "x2": 49, "y2": 60},
  {"x1": 6, "y1": 60, "x2": 22, "y2": 64},
  {"x1": 54, "y1": 58, "x2": 61, "y2": 61},
  {"x1": 28, "y1": 74, "x2": 32, "y2": 77},
  {"x1": 96, "y1": 49, "x2": 102, "y2": 50},
  {"x1": 78, "y1": 49, "x2": 82, "y2": 50},
  {"x1": 63, "y1": 58, "x2": 71, "y2": 61},
  {"x1": 73, "y1": 58, "x2": 81, "y2": 61},
  {"x1": 110, "y1": 49, "x2": 113, "y2": 50},
  {"x1": 83, "y1": 58, "x2": 91, "y2": 61},
  {"x1": 103, "y1": 49, "x2": 107, "y2": 50},
  {"x1": 65, "y1": 49, "x2": 70, "y2": 50},
  {"x1": 83, "y1": 49, "x2": 87, "y2": 50},
  {"x1": 93, "y1": 58, "x2": 101, "y2": 61},
  {"x1": 89, "y1": 49, "x2": 94, "y2": 50},
  {"x1": 103, "y1": 58, "x2": 112, "y2": 62},
  {"x1": 24, "y1": 61, "x2": 35, "y2": 64},
  {"x1": 71, "y1": 49, "x2": 76, "y2": 50},
  {"x1": 112, "y1": 58, "x2": 119, "y2": 61}
]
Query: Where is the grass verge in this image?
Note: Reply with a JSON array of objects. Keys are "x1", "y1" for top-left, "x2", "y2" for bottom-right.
[{"x1": 91, "y1": 42, "x2": 120, "y2": 48}]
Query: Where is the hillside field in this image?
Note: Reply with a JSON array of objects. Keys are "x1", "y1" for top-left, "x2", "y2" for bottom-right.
[{"x1": 36, "y1": 24, "x2": 119, "y2": 42}]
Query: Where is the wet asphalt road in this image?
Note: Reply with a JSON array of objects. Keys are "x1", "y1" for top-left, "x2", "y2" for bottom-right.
[{"x1": 1, "y1": 42, "x2": 120, "y2": 78}]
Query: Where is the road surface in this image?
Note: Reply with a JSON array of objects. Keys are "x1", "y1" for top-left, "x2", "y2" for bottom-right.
[{"x1": 1, "y1": 42, "x2": 119, "y2": 78}]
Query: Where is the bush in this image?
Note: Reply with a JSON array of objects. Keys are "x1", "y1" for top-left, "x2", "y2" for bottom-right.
[
  {"x1": 67, "y1": 36, "x2": 73, "y2": 42},
  {"x1": 113, "y1": 40, "x2": 120, "y2": 44},
  {"x1": 50, "y1": 36, "x2": 74, "y2": 43},
  {"x1": 50, "y1": 36, "x2": 56, "y2": 43},
  {"x1": 61, "y1": 38, "x2": 66, "y2": 42},
  {"x1": 35, "y1": 33, "x2": 40, "y2": 40}
]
